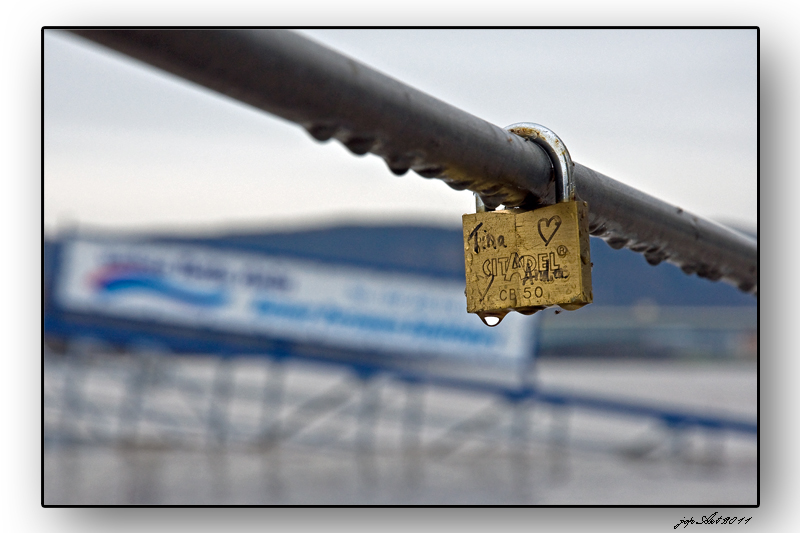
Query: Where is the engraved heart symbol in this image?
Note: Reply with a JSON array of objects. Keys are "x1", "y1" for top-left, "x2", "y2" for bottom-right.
[{"x1": 538, "y1": 216, "x2": 562, "y2": 246}]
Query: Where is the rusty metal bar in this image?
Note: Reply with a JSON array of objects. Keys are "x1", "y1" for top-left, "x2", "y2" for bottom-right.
[{"x1": 67, "y1": 29, "x2": 757, "y2": 295}]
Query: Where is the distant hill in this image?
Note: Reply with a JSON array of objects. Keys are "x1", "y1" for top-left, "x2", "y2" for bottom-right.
[
  {"x1": 45, "y1": 223, "x2": 756, "y2": 307},
  {"x1": 43, "y1": 223, "x2": 756, "y2": 360},
  {"x1": 132, "y1": 223, "x2": 756, "y2": 308}
]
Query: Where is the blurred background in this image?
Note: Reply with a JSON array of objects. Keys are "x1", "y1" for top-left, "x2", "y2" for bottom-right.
[{"x1": 43, "y1": 29, "x2": 757, "y2": 505}]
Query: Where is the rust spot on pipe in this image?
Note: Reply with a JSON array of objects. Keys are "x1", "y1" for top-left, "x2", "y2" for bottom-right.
[
  {"x1": 305, "y1": 123, "x2": 337, "y2": 142},
  {"x1": 343, "y1": 136, "x2": 376, "y2": 156},
  {"x1": 738, "y1": 281, "x2": 755, "y2": 293},
  {"x1": 415, "y1": 166, "x2": 446, "y2": 178},
  {"x1": 606, "y1": 237, "x2": 629, "y2": 250}
]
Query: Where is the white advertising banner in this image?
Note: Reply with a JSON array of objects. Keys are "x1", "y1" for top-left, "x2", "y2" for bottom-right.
[{"x1": 55, "y1": 239, "x2": 537, "y2": 364}]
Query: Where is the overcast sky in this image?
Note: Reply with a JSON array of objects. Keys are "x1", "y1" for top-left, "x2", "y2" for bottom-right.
[{"x1": 44, "y1": 29, "x2": 757, "y2": 235}]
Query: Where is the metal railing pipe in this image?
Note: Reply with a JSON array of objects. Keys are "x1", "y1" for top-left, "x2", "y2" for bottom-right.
[{"x1": 67, "y1": 29, "x2": 757, "y2": 295}]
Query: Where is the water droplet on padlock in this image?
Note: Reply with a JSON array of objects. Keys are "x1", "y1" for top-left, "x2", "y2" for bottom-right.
[{"x1": 477, "y1": 312, "x2": 507, "y2": 327}]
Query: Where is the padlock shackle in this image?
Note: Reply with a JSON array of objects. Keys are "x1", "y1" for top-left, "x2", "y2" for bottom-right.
[
  {"x1": 505, "y1": 123, "x2": 574, "y2": 204},
  {"x1": 474, "y1": 192, "x2": 491, "y2": 213}
]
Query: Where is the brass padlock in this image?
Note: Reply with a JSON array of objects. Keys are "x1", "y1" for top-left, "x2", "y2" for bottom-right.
[{"x1": 462, "y1": 123, "x2": 592, "y2": 326}]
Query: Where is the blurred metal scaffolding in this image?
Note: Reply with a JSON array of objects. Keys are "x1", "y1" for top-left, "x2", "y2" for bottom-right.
[
  {"x1": 44, "y1": 343, "x2": 755, "y2": 453},
  {"x1": 44, "y1": 343, "x2": 757, "y2": 504}
]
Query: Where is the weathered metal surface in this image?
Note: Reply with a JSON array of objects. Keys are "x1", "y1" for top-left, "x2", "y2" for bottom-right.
[
  {"x1": 463, "y1": 201, "x2": 593, "y2": 326},
  {"x1": 68, "y1": 29, "x2": 758, "y2": 296}
]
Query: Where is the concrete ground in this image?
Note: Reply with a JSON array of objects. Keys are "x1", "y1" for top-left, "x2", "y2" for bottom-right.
[{"x1": 43, "y1": 354, "x2": 757, "y2": 505}]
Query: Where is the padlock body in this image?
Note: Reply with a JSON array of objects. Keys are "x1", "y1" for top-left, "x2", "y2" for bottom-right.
[{"x1": 462, "y1": 201, "x2": 592, "y2": 314}]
